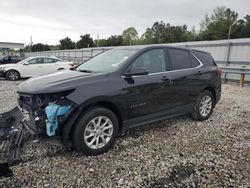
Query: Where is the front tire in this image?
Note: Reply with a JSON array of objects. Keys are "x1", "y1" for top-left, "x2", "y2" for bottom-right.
[
  {"x1": 72, "y1": 107, "x2": 119, "y2": 155},
  {"x1": 6, "y1": 70, "x2": 20, "y2": 81},
  {"x1": 191, "y1": 90, "x2": 214, "y2": 121}
]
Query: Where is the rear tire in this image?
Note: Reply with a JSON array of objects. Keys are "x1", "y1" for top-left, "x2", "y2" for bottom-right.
[
  {"x1": 191, "y1": 90, "x2": 214, "y2": 121},
  {"x1": 6, "y1": 70, "x2": 20, "y2": 81},
  {"x1": 72, "y1": 107, "x2": 119, "y2": 155}
]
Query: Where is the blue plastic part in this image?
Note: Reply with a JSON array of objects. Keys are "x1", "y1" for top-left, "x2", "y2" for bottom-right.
[{"x1": 45, "y1": 102, "x2": 71, "y2": 136}]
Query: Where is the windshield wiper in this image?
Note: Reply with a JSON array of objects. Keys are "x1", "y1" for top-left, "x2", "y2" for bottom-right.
[{"x1": 78, "y1": 69, "x2": 93, "y2": 73}]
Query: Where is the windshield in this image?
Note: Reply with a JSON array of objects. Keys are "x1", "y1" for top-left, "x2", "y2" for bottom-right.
[{"x1": 77, "y1": 49, "x2": 139, "y2": 73}]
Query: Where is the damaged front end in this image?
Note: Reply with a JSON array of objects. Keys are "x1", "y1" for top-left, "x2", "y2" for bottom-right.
[
  {"x1": 18, "y1": 89, "x2": 76, "y2": 139},
  {"x1": 0, "y1": 107, "x2": 24, "y2": 177},
  {"x1": 0, "y1": 90, "x2": 77, "y2": 177}
]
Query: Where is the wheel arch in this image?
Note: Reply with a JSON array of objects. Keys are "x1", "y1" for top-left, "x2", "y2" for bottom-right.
[
  {"x1": 6, "y1": 69, "x2": 22, "y2": 79},
  {"x1": 203, "y1": 86, "x2": 216, "y2": 103},
  {"x1": 63, "y1": 98, "x2": 124, "y2": 147}
]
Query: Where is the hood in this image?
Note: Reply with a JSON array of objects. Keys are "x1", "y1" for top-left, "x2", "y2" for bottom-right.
[{"x1": 18, "y1": 70, "x2": 107, "y2": 94}]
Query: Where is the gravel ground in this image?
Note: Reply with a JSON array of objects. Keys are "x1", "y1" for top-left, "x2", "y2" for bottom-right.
[{"x1": 0, "y1": 80, "x2": 250, "y2": 187}]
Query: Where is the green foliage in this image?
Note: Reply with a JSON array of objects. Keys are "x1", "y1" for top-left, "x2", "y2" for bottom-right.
[
  {"x1": 142, "y1": 21, "x2": 196, "y2": 44},
  {"x1": 59, "y1": 37, "x2": 75, "y2": 50},
  {"x1": 231, "y1": 15, "x2": 250, "y2": 38},
  {"x1": 122, "y1": 27, "x2": 139, "y2": 45},
  {"x1": 24, "y1": 43, "x2": 51, "y2": 52},
  {"x1": 76, "y1": 34, "x2": 95, "y2": 49},
  {"x1": 97, "y1": 35, "x2": 123, "y2": 47},
  {"x1": 24, "y1": 45, "x2": 32, "y2": 52},
  {"x1": 199, "y1": 6, "x2": 239, "y2": 40}
]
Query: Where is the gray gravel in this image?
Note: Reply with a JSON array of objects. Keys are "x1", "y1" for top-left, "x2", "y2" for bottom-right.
[{"x1": 0, "y1": 80, "x2": 250, "y2": 187}]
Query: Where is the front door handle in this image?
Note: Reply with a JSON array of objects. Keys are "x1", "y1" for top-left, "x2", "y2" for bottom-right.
[
  {"x1": 161, "y1": 76, "x2": 171, "y2": 81},
  {"x1": 160, "y1": 76, "x2": 173, "y2": 86}
]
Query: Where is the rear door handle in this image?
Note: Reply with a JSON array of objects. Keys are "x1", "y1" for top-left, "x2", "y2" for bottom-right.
[{"x1": 195, "y1": 71, "x2": 202, "y2": 75}]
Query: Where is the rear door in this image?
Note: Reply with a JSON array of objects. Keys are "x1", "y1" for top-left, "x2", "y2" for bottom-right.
[
  {"x1": 42, "y1": 58, "x2": 61, "y2": 74},
  {"x1": 167, "y1": 48, "x2": 205, "y2": 108}
]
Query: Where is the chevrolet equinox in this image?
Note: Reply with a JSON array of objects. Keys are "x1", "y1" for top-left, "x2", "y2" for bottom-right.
[{"x1": 18, "y1": 45, "x2": 221, "y2": 155}]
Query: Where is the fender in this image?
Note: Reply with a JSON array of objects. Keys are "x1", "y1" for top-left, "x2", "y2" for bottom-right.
[{"x1": 62, "y1": 96, "x2": 124, "y2": 147}]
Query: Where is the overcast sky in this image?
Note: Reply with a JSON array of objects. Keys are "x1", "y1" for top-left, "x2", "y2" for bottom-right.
[{"x1": 0, "y1": 0, "x2": 249, "y2": 45}]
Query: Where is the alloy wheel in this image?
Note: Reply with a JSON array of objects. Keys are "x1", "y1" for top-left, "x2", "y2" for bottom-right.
[
  {"x1": 84, "y1": 116, "x2": 113, "y2": 149},
  {"x1": 7, "y1": 71, "x2": 19, "y2": 80},
  {"x1": 199, "y1": 95, "x2": 212, "y2": 117}
]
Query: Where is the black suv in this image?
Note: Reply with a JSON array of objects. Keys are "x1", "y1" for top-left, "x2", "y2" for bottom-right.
[{"x1": 18, "y1": 45, "x2": 221, "y2": 155}]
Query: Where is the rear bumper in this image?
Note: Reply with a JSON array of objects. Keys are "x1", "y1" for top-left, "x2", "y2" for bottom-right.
[{"x1": 215, "y1": 85, "x2": 221, "y2": 104}]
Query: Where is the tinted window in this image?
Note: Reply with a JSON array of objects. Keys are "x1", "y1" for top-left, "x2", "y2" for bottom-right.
[
  {"x1": 132, "y1": 49, "x2": 166, "y2": 73},
  {"x1": 190, "y1": 54, "x2": 200, "y2": 67},
  {"x1": 28, "y1": 58, "x2": 43, "y2": 64},
  {"x1": 192, "y1": 51, "x2": 216, "y2": 66},
  {"x1": 168, "y1": 48, "x2": 192, "y2": 70},
  {"x1": 43, "y1": 58, "x2": 58, "y2": 64},
  {"x1": 11, "y1": 56, "x2": 19, "y2": 61}
]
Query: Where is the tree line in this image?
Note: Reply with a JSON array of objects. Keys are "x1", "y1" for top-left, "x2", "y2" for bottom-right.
[{"x1": 25, "y1": 6, "x2": 250, "y2": 52}]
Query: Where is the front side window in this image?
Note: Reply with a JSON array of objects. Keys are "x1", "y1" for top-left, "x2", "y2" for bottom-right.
[
  {"x1": 77, "y1": 49, "x2": 139, "y2": 73},
  {"x1": 168, "y1": 48, "x2": 192, "y2": 70},
  {"x1": 131, "y1": 49, "x2": 166, "y2": 73},
  {"x1": 28, "y1": 58, "x2": 43, "y2": 64}
]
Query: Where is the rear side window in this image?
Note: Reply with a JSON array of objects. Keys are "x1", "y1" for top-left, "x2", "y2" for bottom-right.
[
  {"x1": 192, "y1": 51, "x2": 216, "y2": 67},
  {"x1": 168, "y1": 48, "x2": 192, "y2": 70},
  {"x1": 43, "y1": 58, "x2": 58, "y2": 64}
]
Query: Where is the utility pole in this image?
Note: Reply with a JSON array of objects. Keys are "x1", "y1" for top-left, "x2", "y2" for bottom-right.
[
  {"x1": 30, "y1": 36, "x2": 33, "y2": 46},
  {"x1": 30, "y1": 36, "x2": 33, "y2": 52},
  {"x1": 96, "y1": 34, "x2": 99, "y2": 47},
  {"x1": 227, "y1": 25, "x2": 232, "y2": 40}
]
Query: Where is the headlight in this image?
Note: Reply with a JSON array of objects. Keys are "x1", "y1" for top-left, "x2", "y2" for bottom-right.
[{"x1": 0, "y1": 67, "x2": 6, "y2": 70}]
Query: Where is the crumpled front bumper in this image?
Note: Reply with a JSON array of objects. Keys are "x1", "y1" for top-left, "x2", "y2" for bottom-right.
[
  {"x1": 0, "y1": 107, "x2": 24, "y2": 177},
  {"x1": 0, "y1": 69, "x2": 7, "y2": 78}
]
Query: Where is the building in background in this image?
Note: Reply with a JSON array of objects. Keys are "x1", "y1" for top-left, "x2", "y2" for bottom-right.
[{"x1": 0, "y1": 42, "x2": 24, "y2": 58}]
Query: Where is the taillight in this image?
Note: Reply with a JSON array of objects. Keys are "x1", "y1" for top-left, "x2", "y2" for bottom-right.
[
  {"x1": 216, "y1": 68, "x2": 223, "y2": 76},
  {"x1": 69, "y1": 63, "x2": 74, "y2": 67}
]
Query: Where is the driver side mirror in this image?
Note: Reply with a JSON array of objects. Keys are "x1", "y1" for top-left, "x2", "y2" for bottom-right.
[
  {"x1": 23, "y1": 62, "x2": 29, "y2": 65},
  {"x1": 123, "y1": 67, "x2": 150, "y2": 77}
]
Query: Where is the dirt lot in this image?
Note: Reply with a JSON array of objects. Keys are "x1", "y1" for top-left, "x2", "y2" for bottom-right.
[{"x1": 0, "y1": 80, "x2": 250, "y2": 187}]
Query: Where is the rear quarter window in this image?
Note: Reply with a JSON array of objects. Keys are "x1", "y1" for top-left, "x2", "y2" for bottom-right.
[
  {"x1": 190, "y1": 54, "x2": 201, "y2": 67},
  {"x1": 192, "y1": 51, "x2": 217, "y2": 67}
]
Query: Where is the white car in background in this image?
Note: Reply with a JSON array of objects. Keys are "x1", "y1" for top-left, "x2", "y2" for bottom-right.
[{"x1": 0, "y1": 56, "x2": 74, "y2": 80}]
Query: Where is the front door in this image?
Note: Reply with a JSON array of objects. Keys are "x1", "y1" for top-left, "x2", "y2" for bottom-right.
[
  {"x1": 123, "y1": 48, "x2": 173, "y2": 119},
  {"x1": 21, "y1": 57, "x2": 46, "y2": 77}
]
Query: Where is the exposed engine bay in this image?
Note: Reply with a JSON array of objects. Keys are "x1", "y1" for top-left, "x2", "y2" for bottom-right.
[
  {"x1": 18, "y1": 90, "x2": 75, "y2": 137},
  {"x1": 0, "y1": 90, "x2": 76, "y2": 177}
]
